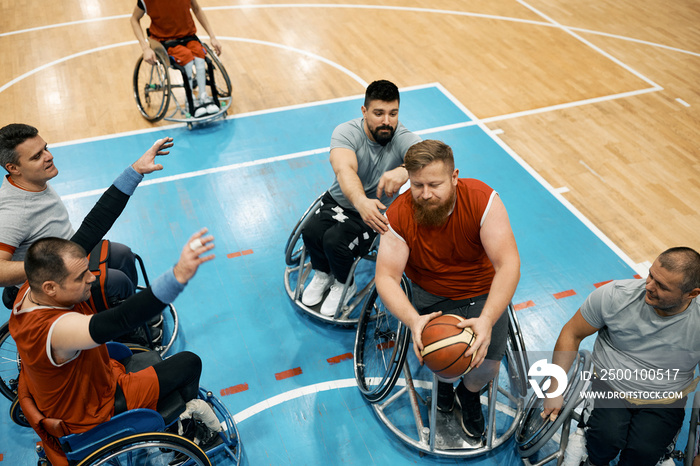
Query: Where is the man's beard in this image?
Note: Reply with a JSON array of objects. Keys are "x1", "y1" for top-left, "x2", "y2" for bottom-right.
[
  {"x1": 412, "y1": 188, "x2": 456, "y2": 227},
  {"x1": 370, "y1": 125, "x2": 395, "y2": 146}
]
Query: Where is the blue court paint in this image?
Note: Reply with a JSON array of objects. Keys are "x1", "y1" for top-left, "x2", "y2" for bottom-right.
[{"x1": 1, "y1": 85, "x2": 691, "y2": 465}]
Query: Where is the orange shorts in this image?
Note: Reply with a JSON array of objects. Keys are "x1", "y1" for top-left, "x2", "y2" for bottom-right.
[
  {"x1": 166, "y1": 40, "x2": 206, "y2": 66},
  {"x1": 113, "y1": 361, "x2": 160, "y2": 411}
]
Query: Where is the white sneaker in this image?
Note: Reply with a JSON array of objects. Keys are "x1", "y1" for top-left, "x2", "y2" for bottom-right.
[
  {"x1": 200, "y1": 96, "x2": 219, "y2": 115},
  {"x1": 301, "y1": 271, "x2": 333, "y2": 306},
  {"x1": 194, "y1": 104, "x2": 208, "y2": 118},
  {"x1": 320, "y1": 279, "x2": 356, "y2": 316}
]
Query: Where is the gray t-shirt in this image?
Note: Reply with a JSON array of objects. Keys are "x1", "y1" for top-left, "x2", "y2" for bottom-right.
[
  {"x1": 581, "y1": 279, "x2": 700, "y2": 394},
  {"x1": 327, "y1": 118, "x2": 421, "y2": 211},
  {"x1": 0, "y1": 176, "x2": 74, "y2": 261}
]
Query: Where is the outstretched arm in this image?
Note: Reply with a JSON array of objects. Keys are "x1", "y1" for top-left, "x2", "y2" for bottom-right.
[
  {"x1": 191, "y1": 0, "x2": 222, "y2": 55},
  {"x1": 71, "y1": 137, "x2": 172, "y2": 253},
  {"x1": 375, "y1": 229, "x2": 442, "y2": 363},
  {"x1": 50, "y1": 229, "x2": 215, "y2": 363}
]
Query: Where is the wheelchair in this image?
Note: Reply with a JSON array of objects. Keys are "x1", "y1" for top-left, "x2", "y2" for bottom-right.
[
  {"x1": 515, "y1": 350, "x2": 699, "y2": 466},
  {"x1": 352, "y1": 277, "x2": 530, "y2": 457},
  {"x1": 133, "y1": 37, "x2": 232, "y2": 130},
  {"x1": 283, "y1": 195, "x2": 379, "y2": 326},
  {"x1": 19, "y1": 342, "x2": 241, "y2": 466},
  {"x1": 1, "y1": 251, "x2": 179, "y2": 425}
]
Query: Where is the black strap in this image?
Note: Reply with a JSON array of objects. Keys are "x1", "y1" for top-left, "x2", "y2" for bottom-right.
[{"x1": 420, "y1": 293, "x2": 489, "y2": 314}]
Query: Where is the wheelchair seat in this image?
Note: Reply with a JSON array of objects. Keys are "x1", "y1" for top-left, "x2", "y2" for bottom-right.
[
  {"x1": 133, "y1": 37, "x2": 232, "y2": 129},
  {"x1": 283, "y1": 195, "x2": 379, "y2": 326}
]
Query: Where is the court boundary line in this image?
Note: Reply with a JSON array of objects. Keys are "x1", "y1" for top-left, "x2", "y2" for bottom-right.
[
  {"x1": 3, "y1": 4, "x2": 698, "y2": 60},
  {"x1": 59, "y1": 83, "x2": 643, "y2": 274}
]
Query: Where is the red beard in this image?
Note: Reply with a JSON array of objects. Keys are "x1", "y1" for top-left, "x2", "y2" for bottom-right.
[{"x1": 412, "y1": 188, "x2": 456, "y2": 227}]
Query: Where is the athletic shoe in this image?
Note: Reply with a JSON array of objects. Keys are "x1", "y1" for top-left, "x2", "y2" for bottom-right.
[
  {"x1": 301, "y1": 270, "x2": 333, "y2": 306},
  {"x1": 320, "y1": 279, "x2": 356, "y2": 316},
  {"x1": 436, "y1": 381, "x2": 455, "y2": 412},
  {"x1": 194, "y1": 104, "x2": 208, "y2": 118},
  {"x1": 455, "y1": 382, "x2": 484, "y2": 438},
  {"x1": 203, "y1": 99, "x2": 220, "y2": 115}
]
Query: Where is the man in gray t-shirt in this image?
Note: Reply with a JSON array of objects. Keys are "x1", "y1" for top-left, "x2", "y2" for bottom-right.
[
  {"x1": 300, "y1": 80, "x2": 421, "y2": 317},
  {"x1": 0, "y1": 123, "x2": 170, "y2": 346},
  {"x1": 542, "y1": 247, "x2": 700, "y2": 466}
]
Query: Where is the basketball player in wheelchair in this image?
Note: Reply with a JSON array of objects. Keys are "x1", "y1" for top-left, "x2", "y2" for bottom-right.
[
  {"x1": 11, "y1": 228, "x2": 220, "y2": 466},
  {"x1": 130, "y1": 0, "x2": 224, "y2": 119},
  {"x1": 0, "y1": 123, "x2": 173, "y2": 346},
  {"x1": 542, "y1": 247, "x2": 700, "y2": 466},
  {"x1": 374, "y1": 139, "x2": 521, "y2": 440}
]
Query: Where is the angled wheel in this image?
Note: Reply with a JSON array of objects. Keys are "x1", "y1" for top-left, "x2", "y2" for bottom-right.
[
  {"x1": 133, "y1": 52, "x2": 171, "y2": 122},
  {"x1": 505, "y1": 304, "x2": 530, "y2": 398},
  {"x1": 515, "y1": 350, "x2": 591, "y2": 458},
  {"x1": 203, "y1": 43, "x2": 232, "y2": 100},
  {"x1": 284, "y1": 195, "x2": 323, "y2": 266},
  {"x1": 686, "y1": 392, "x2": 700, "y2": 466},
  {"x1": 353, "y1": 276, "x2": 411, "y2": 403},
  {"x1": 75, "y1": 432, "x2": 211, "y2": 466},
  {"x1": 10, "y1": 396, "x2": 30, "y2": 427},
  {"x1": 0, "y1": 321, "x2": 20, "y2": 401}
]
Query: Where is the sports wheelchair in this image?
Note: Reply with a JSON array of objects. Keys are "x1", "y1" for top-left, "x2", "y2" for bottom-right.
[
  {"x1": 515, "y1": 350, "x2": 699, "y2": 465},
  {"x1": 352, "y1": 276, "x2": 530, "y2": 457},
  {"x1": 284, "y1": 195, "x2": 379, "y2": 326},
  {"x1": 18, "y1": 342, "x2": 241, "y2": 466},
  {"x1": 1, "y1": 250, "x2": 179, "y2": 426},
  {"x1": 133, "y1": 37, "x2": 232, "y2": 130}
]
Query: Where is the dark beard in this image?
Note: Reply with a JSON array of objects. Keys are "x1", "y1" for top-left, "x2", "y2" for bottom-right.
[
  {"x1": 412, "y1": 188, "x2": 456, "y2": 227},
  {"x1": 371, "y1": 125, "x2": 395, "y2": 146}
]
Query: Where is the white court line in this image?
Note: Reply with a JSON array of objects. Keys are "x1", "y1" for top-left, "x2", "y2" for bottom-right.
[
  {"x1": 232, "y1": 377, "x2": 516, "y2": 423},
  {"x1": 517, "y1": 0, "x2": 662, "y2": 90},
  {"x1": 60, "y1": 82, "x2": 647, "y2": 276},
  {"x1": 4, "y1": 4, "x2": 698, "y2": 58},
  {"x1": 0, "y1": 36, "x2": 366, "y2": 96},
  {"x1": 432, "y1": 82, "x2": 645, "y2": 275}
]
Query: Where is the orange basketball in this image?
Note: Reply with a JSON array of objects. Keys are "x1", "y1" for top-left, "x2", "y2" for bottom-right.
[{"x1": 420, "y1": 315, "x2": 476, "y2": 379}]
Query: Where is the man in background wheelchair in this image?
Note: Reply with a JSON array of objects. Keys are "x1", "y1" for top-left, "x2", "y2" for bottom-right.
[
  {"x1": 11, "y1": 229, "x2": 220, "y2": 466},
  {"x1": 542, "y1": 247, "x2": 700, "y2": 466},
  {"x1": 0, "y1": 123, "x2": 171, "y2": 345},
  {"x1": 300, "y1": 80, "x2": 421, "y2": 316},
  {"x1": 130, "y1": 0, "x2": 223, "y2": 118}
]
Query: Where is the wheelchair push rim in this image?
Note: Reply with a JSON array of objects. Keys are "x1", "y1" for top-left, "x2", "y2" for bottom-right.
[
  {"x1": 515, "y1": 350, "x2": 591, "y2": 458},
  {"x1": 353, "y1": 277, "x2": 411, "y2": 403},
  {"x1": 0, "y1": 320, "x2": 20, "y2": 401}
]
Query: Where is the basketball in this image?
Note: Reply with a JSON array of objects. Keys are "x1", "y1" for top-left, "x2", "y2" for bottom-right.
[{"x1": 420, "y1": 315, "x2": 476, "y2": 379}]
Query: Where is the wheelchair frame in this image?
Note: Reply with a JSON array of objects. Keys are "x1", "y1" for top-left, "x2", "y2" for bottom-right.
[
  {"x1": 352, "y1": 278, "x2": 531, "y2": 457},
  {"x1": 283, "y1": 195, "x2": 378, "y2": 326},
  {"x1": 133, "y1": 38, "x2": 232, "y2": 130}
]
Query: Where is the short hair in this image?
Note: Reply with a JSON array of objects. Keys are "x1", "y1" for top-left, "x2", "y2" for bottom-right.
[
  {"x1": 657, "y1": 247, "x2": 700, "y2": 293},
  {"x1": 25, "y1": 237, "x2": 86, "y2": 290},
  {"x1": 0, "y1": 123, "x2": 38, "y2": 173},
  {"x1": 404, "y1": 139, "x2": 455, "y2": 174},
  {"x1": 364, "y1": 80, "x2": 400, "y2": 108}
]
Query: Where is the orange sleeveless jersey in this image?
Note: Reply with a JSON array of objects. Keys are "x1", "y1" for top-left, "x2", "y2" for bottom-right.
[
  {"x1": 10, "y1": 283, "x2": 158, "y2": 434},
  {"x1": 386, "y1": 178, "x2": 496, "y2": 299},
  {"x1": 141, "y1": 0, "x2": 197, "y2": 41}
]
